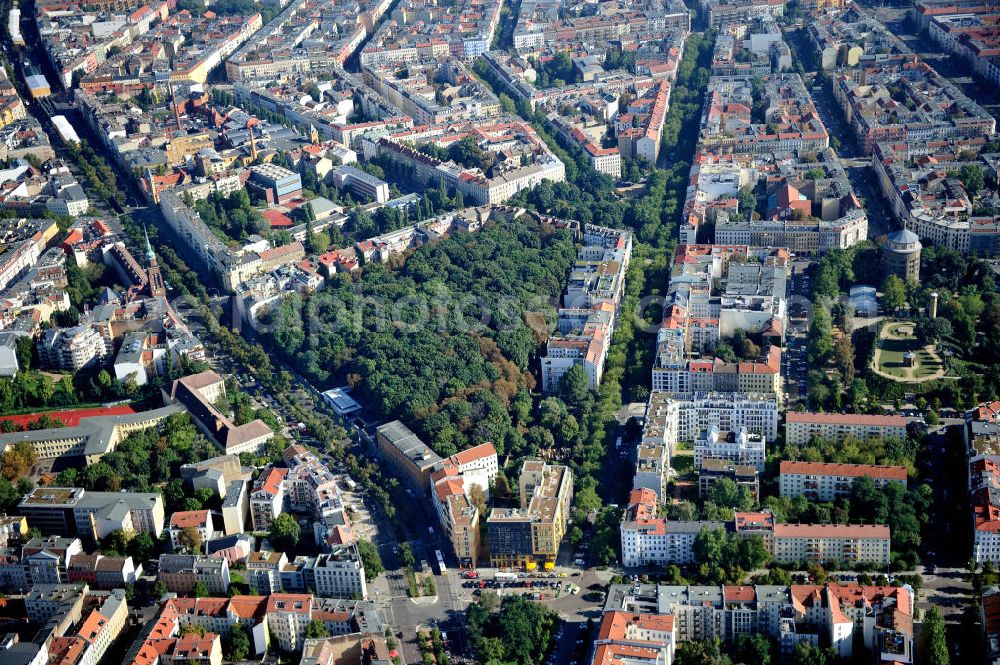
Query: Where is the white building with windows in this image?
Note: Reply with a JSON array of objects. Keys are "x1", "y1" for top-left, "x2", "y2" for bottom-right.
[
  {"x1": 693, "y1": 426, "x2": 766, "y2": 471},
  {"x1": 249, "y1": 468, "x2": 287, "y2": 532},
  {"x1": 246, "y1": 551, "x2": 288, "y2": 595},
  {"x1": 277, "y1": 547, "x2": 367, "y2": 600},
  {"x1": 772, "y1": 523, "x2": 892, "y2": 566},
  {"x1": 971, "y1": 456, "x2": 1000, "y2": 564},
  {"x1": 641, "y1": 392, "x2": 779, "y2": 453},
  {"x1": 620, "y1": 488, "x2": 726, "y2": 566},
  {"x1": 785, "y1": 412, "x2": 907, "y2": 446},
  {"x1": 779, "y1": 461, "x2": 907, "y2": 502},
  {"x1": 167, "y1": 510, "x2": 216, "y2": 553}
]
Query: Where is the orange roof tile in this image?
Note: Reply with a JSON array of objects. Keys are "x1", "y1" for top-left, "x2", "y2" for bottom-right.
[{"x1": 779, "y1": 461, "x2": 907, "y2": 481}]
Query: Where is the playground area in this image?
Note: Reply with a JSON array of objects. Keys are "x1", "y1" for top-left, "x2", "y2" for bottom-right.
[{"x1": 871, "y1": 321, "x2": 945, "y2": 383}]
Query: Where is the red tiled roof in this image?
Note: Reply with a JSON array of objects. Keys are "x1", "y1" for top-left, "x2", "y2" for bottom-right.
[
  {"x1": 779, "y1": 461, "x2": 907, "y2": 481},
  {"x1": 266, "y1": 594, "x2": 312, "y2": 614},
  {"x1": 450, "y1": 442, "x2": 497, "y2": 467},
  {"x1": 262, "y1": 209, "x2": 294, "y2": 228},
  {"x1": 170, "y1": 510, "x2": 210, "y2": 529},
  {"x1": 723, "y1": 585, "x2": 755, "y2": 602}
]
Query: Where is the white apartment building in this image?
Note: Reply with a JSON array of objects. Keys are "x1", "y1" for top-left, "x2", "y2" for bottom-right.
[
  {"x1": 221, "y1": 480, "x2": 248, "y2": 535},
  {"x1": 282, "y1": 445, "x2": 341, "y2": 515},
  {"x1": 633, "y1": 443, "x2": 669, "y2": 499},
  {"x1": 592, "y1": 611, "x2": 676, "y2": 665},
  {"x1": 772, "y1": 524, "x2": 891, "y2": 566},
  {"x1": 541, "y1": 225, "x2": 632, "y2": 394},
  {"x1": 263, "y1": 595, "x2": 313, "y2": 653},
  {"x1": 38, "y1": 325, "x2": 110, "y2": 371},
  {"x1": 330, "y1": 165, "x2": 390, "y2": 203},
  {"x1": 249, "y1": 468, "x2": 287, "y2": 531},
  {"x1": 167, "y1": 510, "x2": 216, "y2": 553},
  {"x1": 642, "y1": 392, "x2": 779, "y2": 452},
  {"x1": 779, "y1": 461, "x2": 907, "y2": 502},
  {"x1": 591, "y1": 149, "x2": 622, "y2": 178},
  {"x1": 304, "y1": 550, "x2": 367, "y2": 599},
  {"x1": 278, "y1": 548, "x2": 368, "y2": 600},
  {"x1": 442, "y1": 442, "x2": 499, "y2": 498},
  {"x1": 970, "y1": 457, "x2": 1000, "y2": 564},
  {"x1": 693, "y1": 426, "x2": 766, "y2": 471},
  {"x1": 604, "y1": 582, "x2": 913, "y2": 664},
  {"x1": 621, "y1": 519, "x2": 727, "y2": 566},
  {"x1": 246, "y1": 551, "x2": 288, "y2": 595},
  {"x1": 677, "y1": 393, "x2": 779, "y2": 440},
  {"x1": 540, "y1": 339, "x2": 602, "y2": 393},
  {"x1": 785, "y1": 412, "x2": 907, "y2": 446},
  {"x1": 622, "y1": 497, "x2": 892, "y2": 567}
]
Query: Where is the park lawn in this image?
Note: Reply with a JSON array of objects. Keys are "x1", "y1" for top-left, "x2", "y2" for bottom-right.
[
  {"x1": 876, "y1": 321, "x2": 945, "y2": 380},
  {"x1": 876, "y1": 344, "x2": 911, "y2": 378},
  {"x1": 914, "y1": 350, "x2": 942, "y2": 378},
  {"x1": 877, "y1": 323, "x2": 923, "y2": 377}
]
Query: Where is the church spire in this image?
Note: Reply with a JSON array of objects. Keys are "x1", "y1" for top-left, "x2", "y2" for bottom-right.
[
  {"x1": 143, "y1": 225, "x2": 156, "y2": 264},
  {"x1": 144, "y1": 225, "x2": 166, "y2": 299}
]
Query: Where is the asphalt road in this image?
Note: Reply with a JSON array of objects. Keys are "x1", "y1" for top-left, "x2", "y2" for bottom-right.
[{"x1": 783, "y1": 260, "x2": 813, "y2": 406}]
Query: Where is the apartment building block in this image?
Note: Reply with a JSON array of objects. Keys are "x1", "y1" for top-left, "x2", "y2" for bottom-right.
[
  {"x1": 693, "y1": 426, "x2": 766, "y2": 471},
  {"x1": 17, "y1": 486, "x2": 165, "y2": 539},
  {"x1": 167, "y1": 510, "x2": 216, "y2": 553},
  {"x1": 602, "y1": 582, "x2": 913, "y2": 663},
  {"x1": 621, "y1": 492, "x2": 891, "y2": 566},
  {"x1": 158, "y1": 554, "x2": 231, "y2": 596},
  {"x1": 698, "y1": 458, "x2": 759, "y2": 499},
  {"x1": 487, "y1": 460, "x2": 573, "y2": 569},
  {"x1": 246, "y1": 551, "x2": 288, "y2": 595},
  {"x1": 541, "y1": 225, "x2": 632, "y2": 393},
  {"x1": 430, "y1": 442, "x2": 498, "y2": 565},
  {"x1": 591, "y1": 611, "x2": 676, "y2": 665},
  {"x1": 375, "y1": 420, "x2": 443, "y2": 493},
  {"x1": 66, "y1": 554, "x2": 140, "y2": 589},
  {"x1": 250, "y1": 467, "x2": 288, "y2": 532},
  {"x1": 277, "y1": 547, "x2": 368, "y2": 599},
  {"x1": 771, "y1": 523, "x2": 891, "y2": 566},
  {"x1": 37, "y1": 325, "x2": 110, "y2": 371},
  {"x1": 784, "y1": 412, "x2": 907, "y2": 446},
  {"x1": 779, "y1": 461, "x2": 907, "y2": 502},
  {"x1": 621, "y1": 490, "x2": 726, "y2": 567}
]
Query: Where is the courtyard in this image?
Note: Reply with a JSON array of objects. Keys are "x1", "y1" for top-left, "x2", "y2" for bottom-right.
[{"x1": 871, "y1": 321, "x2": 945, "y2": 383}]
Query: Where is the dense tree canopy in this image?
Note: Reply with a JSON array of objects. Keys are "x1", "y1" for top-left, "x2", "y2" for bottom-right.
[
  {"x1": 465, "y1": 595, "x2": 559, "y2": 665},
  {"x1": 269, "y1": 513, "x2": 302, "y2": 552},
  {"x1": 263, "y1": 216, "x2": 576, "y2": 458},
  {"x1": 692, "y1": 528, "x2": 770, "y2": 584},
  {"x1": 75, "y1": 413, "x2": 214, "y2": 499},
  {"x1": 356, "y1": 539, "x2": 384, "y2": 582},
  {"x1": 0, "y1": 442, "x2": 37, "y2": 481},
  {"x1": 191, "y1": 190, "x2": 266, "y2": 244}
]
